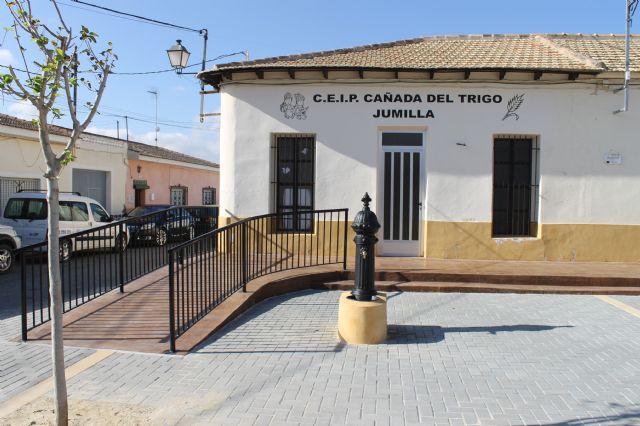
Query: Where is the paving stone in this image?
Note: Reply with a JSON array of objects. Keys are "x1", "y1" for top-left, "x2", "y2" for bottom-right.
[{"x1": 3, "y1": 289, "x2": 640, "y2": 424}]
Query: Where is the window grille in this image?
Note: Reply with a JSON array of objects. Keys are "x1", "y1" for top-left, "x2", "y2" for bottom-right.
[
  {"x1": 492, "y1": 135, "x2": 540, "y2": 237},
  {"x1": 202, "y1": 187, "x2": 216, "y2": 205},
  {"x1": 271, "y1": 134, "x2": 315, "y2": 232},
  {"x1": 170, "y1": 186, "x2": 187, "y2": 206},
  {"x1": 0, "y1": 177, "x2": 40, "y2": 213}
]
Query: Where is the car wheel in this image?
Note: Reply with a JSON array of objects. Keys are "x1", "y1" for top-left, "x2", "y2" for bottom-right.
[
  {"x1": 60, "y1": 240, "x2": 72, "y2": 262},
  {"x1": 114, "y1": 233, "x2": 128, "y2": 252},
  {"x1": 155, "y1": 228, "x2": 168, "y2": 246},
  {"x1": 0, "y1": 244, "x2": 13, "y2": 274}
]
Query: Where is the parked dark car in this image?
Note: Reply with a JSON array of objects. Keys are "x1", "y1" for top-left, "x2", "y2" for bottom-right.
[
  {"x1": 126, "y1": 205, "x2": 195, "y2": 246},
  {"x1": 187, "y1": 206, "x2": 219, "y2": 236}
]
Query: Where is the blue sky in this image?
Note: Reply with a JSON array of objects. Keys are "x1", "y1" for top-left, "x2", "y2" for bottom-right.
[{"x1": 0, "y1": 0, "x2": 635, "y2": 162}]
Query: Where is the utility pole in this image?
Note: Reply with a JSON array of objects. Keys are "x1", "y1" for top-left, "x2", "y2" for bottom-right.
[
  {"x1": 72, "y1": 47, "x2": 78, "y2": 109},
  {"x1": 125, "y1": 115, "x2": 129, "y2": 141},
  {"x1": 614, "y1": 0, "x2": 638, "y2": 113},
  {"x1": 148, "y1": 90, "x2": 159, "y2": 146},
  {"x1": 116, "y1": 120, "x2": 120, "y2": 139}
]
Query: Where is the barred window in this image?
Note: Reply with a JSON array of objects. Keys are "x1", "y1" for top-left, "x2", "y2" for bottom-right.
[
  {"x1": 170, "y1": 186, "x2": 187, "y2": 206},
  {"x1": 271, "y1": 135, "x2": 315, "y2": 232},
  {"x1": 492, "y1": 135, "x2": 540, "y2": 237},
  {"x1": 202, "y1": 187, "x2": 216, "y2": 205}
]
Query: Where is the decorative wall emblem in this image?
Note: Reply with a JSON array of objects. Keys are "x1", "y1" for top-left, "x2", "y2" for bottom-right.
[
  {"x1": 280, "y1": 92, "x2": 308, "y2": 120},
  {"x1": 502, "y1": 94, "x2": 525, "y2": 120}
]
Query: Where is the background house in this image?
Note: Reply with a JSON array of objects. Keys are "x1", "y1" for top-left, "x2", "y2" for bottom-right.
[
  {"x1": 126, "y1": 141, "x2": 219, "y2": 211},
  {"x1": 0, "y1": 113, "x2": 220, "y2": 216},
  {"x1": 0, "y1": 113, "x2": 128, "y2": 214}
]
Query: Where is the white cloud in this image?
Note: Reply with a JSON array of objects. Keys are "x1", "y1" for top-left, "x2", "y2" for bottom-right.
[
  {"x1": 140, "y1": 130, "x2": 219, "y2": 163},
  {"x1": 8, "y1": 99, "x2": 37, "y2": 120},
  {"x1": 85, "y1": 126, "x2": 220, "y2": 163},
  {"x1": 0, "y1": 49, "x2": 15, "y2": 66}
]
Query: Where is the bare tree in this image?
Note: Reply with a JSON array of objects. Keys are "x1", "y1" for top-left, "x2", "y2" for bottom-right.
[{"x1": 0, "y1": 1, "x2": 115, "y2": 424}]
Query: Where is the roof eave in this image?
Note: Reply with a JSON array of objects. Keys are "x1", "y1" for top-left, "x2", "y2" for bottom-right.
[{"x1": 198, "y1": 65, "x2": 604, "y2": 87}]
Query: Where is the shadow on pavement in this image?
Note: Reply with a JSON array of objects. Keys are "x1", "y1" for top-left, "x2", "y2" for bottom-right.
[
  {"x1": 541, "y1": 403, "x2": 640, "y2": 425},
  {"x1": 386, "y1": 323, "x2": 574, "y2": 345}
]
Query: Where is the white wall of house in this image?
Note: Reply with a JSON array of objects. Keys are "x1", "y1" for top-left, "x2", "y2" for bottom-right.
[
  {"x1": 220, "y1": 82, "x2": 640, "y2": 226},
  {"x1": 0, "y1": 126, "x2": 128, "y2": 214}
]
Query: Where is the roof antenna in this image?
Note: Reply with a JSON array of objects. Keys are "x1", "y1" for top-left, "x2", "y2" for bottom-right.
[{"x1": 614, "y1": 0, "x2": 638, "y2": 114}]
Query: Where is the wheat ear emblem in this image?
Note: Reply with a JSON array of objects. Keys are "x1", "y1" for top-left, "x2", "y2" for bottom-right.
[{"x1": 502, "y1": 94, "x2": 525, "y2": 121}]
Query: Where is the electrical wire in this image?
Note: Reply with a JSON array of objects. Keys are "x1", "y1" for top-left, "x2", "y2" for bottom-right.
[
  {"x1": 0, "y1": 52, "x2": 249, "y2": 76},
  {"x1": 68, "y1": 0, "x2": 203, "y2": 34},
  {"x1": 0, "y1": 93, "x2": 218, "y2": 131},
  {"x1": 110, "y1": 52, "x2": 249, "y2": 75},
  {"x1": 97, "y1": 112, "x2": 217, "y2": 130},
  {"x1": 57, "y1": 1, "x2": 174, "y2": 29}
]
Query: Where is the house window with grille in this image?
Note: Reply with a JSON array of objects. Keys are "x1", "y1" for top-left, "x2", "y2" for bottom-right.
[
  {"x1": 170, "y1": 186, "x2": 187, "y2": 206},
  {"x1": 492, "y1": 135, "x2": 540, "y2": 237},
  {"x1": 0, "y1": 177, "x2": 40, "y2": 213},
  {"x1": 202, "y1": 187, "x2": 216, "y2": 205},
  {"x1": 271, "y1": 134, "x2": 315, "y2": 232}
]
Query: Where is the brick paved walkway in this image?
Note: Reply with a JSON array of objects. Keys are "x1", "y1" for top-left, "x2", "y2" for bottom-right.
[
  {"x1": 0, "y1": 284, "x2": 93, "y2": 405},
  {"x1": 56, "y1": 291, "x2": 640, "y2": 425},
  {"x1": 2, "y1": 276, "x2": 640, "y2": 424}
]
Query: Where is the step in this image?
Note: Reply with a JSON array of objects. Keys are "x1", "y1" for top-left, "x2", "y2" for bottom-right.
[
  {"x1": 344, "y1": 271, "x2": 640, "y2": 288},
  {"x1": 325, "y1": 280, "x2": 640, "y2": 295}
]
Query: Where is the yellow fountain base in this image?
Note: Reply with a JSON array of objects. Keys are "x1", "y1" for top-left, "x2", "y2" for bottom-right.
[{"x1": 337, "y1": 291, "x2": 387, "y2": 344}]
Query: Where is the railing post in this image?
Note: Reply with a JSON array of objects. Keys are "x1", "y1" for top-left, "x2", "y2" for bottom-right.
[
  {"x1": 169, "y1": 249, "x2": 176, "y2": 353},
  {"x1": 119, "y1": 222, "x2": 125, "y2": 293},
  {"x1": 20, "y1": 251, "x2": 27, "y2": 341},
  {"x1": 241, "y1": 221, "x2": 248, "y2": 292},
  {"x1": 343, "y1": 209, "x2": 348, "y2": 271}
]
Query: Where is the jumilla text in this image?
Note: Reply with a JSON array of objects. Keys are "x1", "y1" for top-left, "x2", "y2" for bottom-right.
[{"x1": 312, "y1": 93, "x2": 503, "y2": 104}]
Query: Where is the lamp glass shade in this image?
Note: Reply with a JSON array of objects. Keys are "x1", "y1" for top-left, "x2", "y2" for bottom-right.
[{"x1": 167, "y1": 41, "x2": 190, "y2": 69}]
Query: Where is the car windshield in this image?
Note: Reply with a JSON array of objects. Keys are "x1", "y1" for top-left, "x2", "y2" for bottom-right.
[{"x1": 127, "y1": 206, "x2": 170, "y2": 217}]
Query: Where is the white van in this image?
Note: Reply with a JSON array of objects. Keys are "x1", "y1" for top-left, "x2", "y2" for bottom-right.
[{"x1": 0, "y1": 191, "x2": 128, "y2": 257}]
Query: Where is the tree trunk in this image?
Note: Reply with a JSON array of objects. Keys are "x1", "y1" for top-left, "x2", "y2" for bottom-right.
[{"x1": 46, "y1": 177, "x2": 68, "y2": 425}]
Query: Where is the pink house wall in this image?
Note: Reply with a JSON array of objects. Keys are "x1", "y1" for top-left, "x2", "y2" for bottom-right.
[{"x1": 125, "y1": 159, "x2": 219, "y2": 211}]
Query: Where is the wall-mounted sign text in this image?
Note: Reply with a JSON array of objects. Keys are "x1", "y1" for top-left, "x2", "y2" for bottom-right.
[{"x1": 279, "y1": 91, "x2": 526, "y2": 121}]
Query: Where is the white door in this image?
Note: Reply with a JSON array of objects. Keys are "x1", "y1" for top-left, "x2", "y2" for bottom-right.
[{"x1": 378, "y1": 132, "x2": 424, "y2": 256}]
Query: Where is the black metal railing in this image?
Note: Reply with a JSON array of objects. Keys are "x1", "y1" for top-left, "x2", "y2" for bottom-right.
[
  {"x1": 168, "y1": 208, "x2": 348, "y2": 351},
  {"x1": 19, "y1": 205, "x2": 218, "y2": 339}
]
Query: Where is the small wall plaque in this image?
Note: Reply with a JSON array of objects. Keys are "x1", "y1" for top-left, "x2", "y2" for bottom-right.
[{"x1": 604, "y1": 153, "x2": 623, "y2": 165}]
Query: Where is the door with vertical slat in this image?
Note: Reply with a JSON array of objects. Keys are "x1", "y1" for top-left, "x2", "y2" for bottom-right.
[{"x1": 379, "y1": 132, "x2": 423, "y2": 256}]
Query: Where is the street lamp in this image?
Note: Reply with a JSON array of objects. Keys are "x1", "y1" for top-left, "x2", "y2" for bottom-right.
[
  {"x1": 165, "y1": 30, "x2": 247, "y2": 122},
  {"x1": 166, "y1": 30, "x2": 208, "y2": 122},
  {"x1": 166, "y1": 40, "x2": 191, "y2": 73}
]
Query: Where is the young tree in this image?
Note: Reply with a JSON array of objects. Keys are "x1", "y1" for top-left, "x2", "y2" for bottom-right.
[{"x1": 0, "y1": 1, "x2": 115, "y2": 424}]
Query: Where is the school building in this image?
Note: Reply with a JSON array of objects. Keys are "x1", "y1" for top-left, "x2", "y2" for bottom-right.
[{"x1": 198, "y1": 34, "x2": 639, "y2": 261}]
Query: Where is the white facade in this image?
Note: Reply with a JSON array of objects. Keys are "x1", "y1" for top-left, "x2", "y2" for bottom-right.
[
  {"x1": 219, "y1": 79, "x2": 640, "y2": 261},
  {"x1": 0, "y1": 124, "x2": 128, "y2": 215}
]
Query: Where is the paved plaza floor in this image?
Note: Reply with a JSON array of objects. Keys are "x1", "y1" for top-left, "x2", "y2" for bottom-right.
[{"x1": 1, "y1": 286, "x2": 640, "y2": 425}]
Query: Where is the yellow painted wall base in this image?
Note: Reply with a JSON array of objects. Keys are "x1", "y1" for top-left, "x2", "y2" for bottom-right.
[
  {"x1": 425, "y1": 221, "x2": 640, "y2": 262},
  {"x1": 218, "y1": 216, "x2": 640, "y2": 262},
  {"x1": 337, "y1": 292, "x2": 387, "y2": 344}
]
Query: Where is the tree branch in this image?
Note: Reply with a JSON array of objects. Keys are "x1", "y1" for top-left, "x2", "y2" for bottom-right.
[
  {"x1": 51, "y1": 0, "x2": 71, "y2": 34},
  {"x1": 80, "y1": 65, "x2": 109, "y2": 130},
  {"x1": 6, "y1": 65, "x2": 37, "y2": 104},
  {"x1": 12, "y1": 23, "x2": 32, "y2": 80},
  {"x1": 44, "y1": 37, "x2": 67, "y2": 110},
  {"x1": 62, "y1": 67, "x2": 78, "y2": 123}
]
